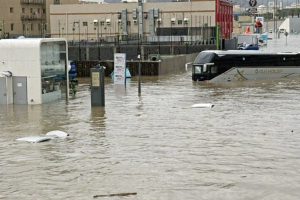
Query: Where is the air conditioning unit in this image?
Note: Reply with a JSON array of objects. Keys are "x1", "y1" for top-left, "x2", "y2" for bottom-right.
[
  {"x1": 171, "y1": 18, "x2": 175, "y2": 24},
  {"x1": 93, "y1": 19, "x2": 98, "y2": 25},
  {"x1": 106, "y1": 19, "x2": 111, "y2": 25},
  {"x1": 184, "y1": 18, "x2": 189, "y2": 24},
  {"x1": 133, "y1": 20, "x2": 138, "y2": 25},
  {"x1": 157, "y1": 18, "x2": 162, "y2": 24}
]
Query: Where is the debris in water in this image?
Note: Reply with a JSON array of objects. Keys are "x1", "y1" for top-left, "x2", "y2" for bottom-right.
[{"x1": 93, "y1": 192, "x2": 137, "y2": 198}]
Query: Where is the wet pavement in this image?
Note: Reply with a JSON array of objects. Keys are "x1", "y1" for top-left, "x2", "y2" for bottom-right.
[{"x1": 1, "y1": 34, "x2": 300, "y2": 200}]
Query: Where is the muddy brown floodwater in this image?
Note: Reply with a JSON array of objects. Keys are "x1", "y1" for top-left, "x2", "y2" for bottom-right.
[{"x1": 1, "y1": 35, "x2": 300, "y2": 200}]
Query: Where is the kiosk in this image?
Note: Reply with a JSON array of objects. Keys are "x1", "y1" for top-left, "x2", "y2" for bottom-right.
[{"x1": 0, "y1": 38, "x2": 69, "y2": 105}]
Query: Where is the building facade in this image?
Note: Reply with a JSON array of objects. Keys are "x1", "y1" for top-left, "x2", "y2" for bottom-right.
[
  {"x1": 0, "y1": 0, "x2": 78, "y2": 39},
  {"x1": 49, "y1": 0, "x2": 233, "y2": 43}
]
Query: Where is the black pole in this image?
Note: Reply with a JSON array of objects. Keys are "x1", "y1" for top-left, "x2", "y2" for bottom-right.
[
  {"x1": 79, "y1": 20, "x2": 81, "y2": 61},
  {"x1": 171, "y1": 22, "x2": 172, "y2": 55},
  {"x1": 98, "y1": 19, "x2": 100, "y2": 60},
  {"x1": 59, "y1": 20, "x2": 61, "y2": 38},
  {"x1": 72, "y1": 28, "x2": 75, "y2": 46},
  {"x1": 273, "y1": 1, "x2": 276, "y2": 38},
  {"x1": 138, "y1": 55, "x2": 141, "y2": 96},
  {"x1": 158, "y1": 20, "x2": 160, "y2": 57}
]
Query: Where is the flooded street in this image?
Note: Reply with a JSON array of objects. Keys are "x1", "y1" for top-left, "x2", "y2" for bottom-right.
[{"x1": 2, "y1": 35, "x2": 300, "y2": 199}]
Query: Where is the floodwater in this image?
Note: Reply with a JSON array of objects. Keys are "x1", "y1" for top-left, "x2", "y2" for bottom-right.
[{"x1": 1, "y1": 35, "x2": 300, "y2": 200}]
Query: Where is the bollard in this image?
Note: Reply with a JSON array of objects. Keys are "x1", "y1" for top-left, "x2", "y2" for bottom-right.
[{"x1": 91, "y1": 64, "x2": 105, "y2": 107}]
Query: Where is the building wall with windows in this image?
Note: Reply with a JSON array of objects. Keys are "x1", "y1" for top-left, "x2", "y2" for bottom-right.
[
  {"x1": 49, "y1": 1, "x2": 223, "y2": 42},
  {"x1": 0, "y1": 0, "x2": 78, "y2": 39}
]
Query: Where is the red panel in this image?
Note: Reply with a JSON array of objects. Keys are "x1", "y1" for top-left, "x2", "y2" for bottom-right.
[{"x1": 217, "y1": 1, "x2": 233, "y2": 39}]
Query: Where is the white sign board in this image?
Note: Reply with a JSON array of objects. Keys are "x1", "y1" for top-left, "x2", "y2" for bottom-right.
[
  {"x1": 256, "y1": 17, "x2": 264, "y2": 25},
  {"x1": 113, "y1": 53, "x2": 126, "y2": 84}
]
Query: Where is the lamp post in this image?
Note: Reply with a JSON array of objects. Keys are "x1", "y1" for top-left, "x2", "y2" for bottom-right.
[
  {"x1": 40, "y1": 24, "x2": 43, "y2": 37},
  {"x1": 58, "y1": 20, "x2": 61, "y2": 37},
  {"x1": 86, "y1": 23, "x2": 89, "y2": 42},
  {"x1": 78, "y1": 20, "x2": 81, "y2": 61},
  {"x1": 170, "y1": 18, "x2": 173, "y2": 55},
  {"x1": 27, "y1": 23, "x2": 31, "y2": 37},
  {"x1": 72, "y1": 27, "x2": 75, "y2": 46},
  {"x1": 44, "y1": 23, "x2": 47, "y2": 38},
  {"x1": 97, "y1": 20, "x2": 100, "y2": 61}
]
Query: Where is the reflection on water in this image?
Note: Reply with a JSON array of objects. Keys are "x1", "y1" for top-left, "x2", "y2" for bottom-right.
[{"x1": 2, "y1": 38, "x2": 300, "y2": 199}]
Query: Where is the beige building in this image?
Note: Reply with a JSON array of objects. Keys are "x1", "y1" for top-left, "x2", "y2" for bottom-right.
[
  {"x1": 49, "y1": 1, "x2": 216, "y2": 42},
  {"x1": 0, "y1": 0, "x2": 78, "y2": 39}
]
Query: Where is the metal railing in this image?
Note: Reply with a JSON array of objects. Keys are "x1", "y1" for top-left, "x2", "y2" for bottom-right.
[
  {"x1": 21, "y1": 13, "x2": 43, "y2": 20},
  {"x1": 20, "y1": 0, "x2": 44, "y2": 4}
]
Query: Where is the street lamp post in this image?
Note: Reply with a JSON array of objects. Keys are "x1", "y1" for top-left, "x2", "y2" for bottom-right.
[
  {"x1": 97, "y1": 20, "x2": 100, "y2": 60},
  {"x1": 78, "y1": 20, "x2": 81, "y2": 61},
  {"x1": 43, "y1": 23, "x2": 47, "y2": 38},
  {"x1": 72, "y1": 28, "x2": 75, "y2": 46},
  {"x1": 86, "y1": 23, "x2": 89, "y2": 42},
  {"x1": 170, "y1": 19, "x2": 173, "y2": 55},
  {"x1": 59, "y1": 20, "x2": 61, "y2": 37},
  {"x1": 40, "y1": 24, "x2": 43, "y2": 38},
  {"x1": 27, "y1": 23, "x2": 31, "y2": 37}
]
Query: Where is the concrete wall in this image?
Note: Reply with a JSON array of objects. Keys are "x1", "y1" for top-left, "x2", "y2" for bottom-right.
[
  {"x1": 74, "y1": 52, "x2": 199, "y2": 77},
  {"x1": 159, "y1": 53, "x2": 198, "y2": 75},
  {"x1": 280, "y1": 17, "x2": 300, "y2": 33}
]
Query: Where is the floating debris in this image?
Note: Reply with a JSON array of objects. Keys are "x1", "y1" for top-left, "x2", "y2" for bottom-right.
[
  {"x1": 93, "y1": 192, "x2": 137, "y2": 198},
  {"x1": 46, "y1": 130, "x2": 69, "y2": 137},
  {"x1": 16, "y1": 136, "x2": 53, "y2": 143},
  {"x1": 16, "y1": 130, "x2": 69, "y2": 143},
  {"x1": 191, "y1": 103, "x2": 214, "y2": 108}
]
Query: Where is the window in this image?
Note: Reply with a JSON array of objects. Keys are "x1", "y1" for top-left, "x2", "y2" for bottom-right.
[
  {"x1": 211, "y1": 66, "x2": 218, "y2": 74},
  {"x1": 43, "y1": 9, "x2": 46, "y2": 14},
  {"x1": 10, "y1": 7, "x2": 14, "y2": 13},
  {"x1": 11, "y1": 23, "x2": 14, "y2": 31},
  {"x1": 100, "y1": 21, "x2": 105, "y2": 26},
  {"x1": 73, "y1": 22, "x2": 79, "y2": 27},
  {"x1": 83, "y1": 22, "x2": 87, "y2": 26},
  {"x1": 23, "y1": 24, "x2": 26, "y2": 31},
  {"x1": 30, "y1": 8, "x2": 33, "y2": 13},
  {"x1": 177, "y1": 20, "x2": 182, "y2": 25},
  {"x1": 31, "y1": 23, "x2": 33, "y2": 31},
  {"x1": 38, "y1": 8, "x2": 40, "y2": 14},
  {"x1": 38, "y1": 24, "x2": 41, "y2": 31},
  {"x1": 54, "y1": 0, "x2": 60, "y2": 4},
  {"x1": 22, "y1": 8, "x2": 25, "y2": 13},
  {"x1": 127, "y1": 21, "x2": 131, "y2": 26},
  {"x1": 193, "y1": 66, "x2": 201, "y2": 74}
]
